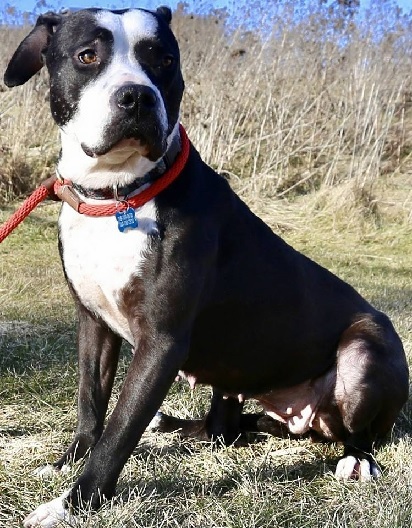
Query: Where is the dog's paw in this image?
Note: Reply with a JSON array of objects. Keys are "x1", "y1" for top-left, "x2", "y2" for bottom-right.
[
  {"x1": 23, "y1": 491, "x2": 77, "y2": 527},
  {"x1": 335, "y1": 455, "x2": 381, "y2": 481},
  {"x1": 33, "y1": 464, "x2": 71, "y2": 478},
  {"x1": 147, "y1": 411, "x2": 164, "y2": 432}
]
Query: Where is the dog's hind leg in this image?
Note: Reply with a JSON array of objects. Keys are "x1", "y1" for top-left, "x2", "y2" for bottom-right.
[
  {"x1": 331, "y1": 314, "x2": 409, "y2": 480},
  {"x1": 148, "y1": 388, "x2": 244, "y2": 445},
  {"x1": 148, "y1": 409, "x2": 306, "y2": 445},
  {"x1": 205, "y1": 388, "x2": 244, "y2": 443},
  {"x1": 238, "y1": 414, "x2": 303, "y2": 439},
  {"x1": 149, "y1": 391, "x2": 302, "y2": 443},
  {"x1": 147, "y1": 412, "x2": 209, "y2": 439}
]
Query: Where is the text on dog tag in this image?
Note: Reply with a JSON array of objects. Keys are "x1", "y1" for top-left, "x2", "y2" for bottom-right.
[{"x1": 115, "y1": 208, "x2": 139, "y2": 232}]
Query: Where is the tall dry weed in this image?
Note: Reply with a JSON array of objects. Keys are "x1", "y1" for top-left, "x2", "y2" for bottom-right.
[
  {"x1": 0, "y1": 26, "x2": 58, "y2": 201},
  {"x1": 1, "y1": 0, "x2": 411, "y2": 219},
  {"x1": 175, "y1": 1, "x2": 412, "y2": 204}
]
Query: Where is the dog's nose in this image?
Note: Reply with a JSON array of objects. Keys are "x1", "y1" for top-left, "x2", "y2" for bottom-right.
[{"x1": 114, "y1": 84, "x2": 157, "y2": 115}]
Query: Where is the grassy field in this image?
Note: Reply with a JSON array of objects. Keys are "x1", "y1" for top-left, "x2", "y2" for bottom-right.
[
  {"x1": 1, "y1": 1, "x2": 412, "y2": 527},
  {"x1": 1, "y1": 193, "x2": 411, "y2": 527}
]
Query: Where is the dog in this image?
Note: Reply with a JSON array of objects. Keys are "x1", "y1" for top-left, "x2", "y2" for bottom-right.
[{"x1": 4, "y1": 6, "x2": 409, "y2": 527}]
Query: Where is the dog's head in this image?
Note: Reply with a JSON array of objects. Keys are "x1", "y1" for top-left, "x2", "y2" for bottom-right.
[{"x1": 4, "y1": 7, "x2": 184, "y2": 188}]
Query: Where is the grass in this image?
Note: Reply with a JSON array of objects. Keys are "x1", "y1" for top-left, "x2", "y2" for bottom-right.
[
  {"x1": 0, "y1": 1, "x2": 412, "y2": 526},
  {"x1": 1, "y1": 195, "x2": 411, "y2": 528},
  {"x1": 1, "y1": 2, "x2": 412, "y2": 204}
]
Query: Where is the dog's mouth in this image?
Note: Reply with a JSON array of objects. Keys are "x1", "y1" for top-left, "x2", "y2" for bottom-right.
[
  {"x1": 82, "y1": 137, "x2": 150, "y2": 159},
  {"x1": 81, "y1": 133, "x2": 166, "y2": 162}
]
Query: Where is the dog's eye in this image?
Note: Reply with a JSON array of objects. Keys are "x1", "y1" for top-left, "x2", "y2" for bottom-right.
[
  {"x1": 78, "y1": 49, "x2": 98, "y2": 65},
  {"x1": 161, "y1": 55, "x2": 174, "y2": 68}
]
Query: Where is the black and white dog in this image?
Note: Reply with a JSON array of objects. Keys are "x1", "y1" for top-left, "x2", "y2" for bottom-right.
[{"x1": 4, "y1": 6, "x2": 409, "y2": 527}]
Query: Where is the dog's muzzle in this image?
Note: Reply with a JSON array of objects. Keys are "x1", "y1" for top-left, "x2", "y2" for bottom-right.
[{"x1": 81, "y1": 83, "x2": 167, "y2": 160}]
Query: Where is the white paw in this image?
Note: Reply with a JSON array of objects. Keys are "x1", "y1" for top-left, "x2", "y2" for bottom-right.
[
  {"x1": 23, "y1": 491, "x2": 77, "y2": 527},
  {"x1": 335, "y1": 455, "x2": 381, "y2": 481},
  {"x1": 33, "y1": 465, "x2": 56, "y2": 478},
  {"x1": 33, "y1": 464, "x2": 71, "y2": 478},
  {"x1": 147, "y1": 411, "x2": 164, "y2": 431}
]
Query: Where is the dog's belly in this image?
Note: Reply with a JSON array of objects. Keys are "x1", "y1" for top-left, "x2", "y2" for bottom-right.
[{"x1": 59, "y1": 200, "x2": 158, "y2": 344}]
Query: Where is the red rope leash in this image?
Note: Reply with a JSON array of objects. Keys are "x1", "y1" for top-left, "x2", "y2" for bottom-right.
[
  {"x1": 0, "y1": 125, "x2": 190, "y2": 243},
  {"x1": 0, "y1": 184, "x2": 50, "y2": 243}
]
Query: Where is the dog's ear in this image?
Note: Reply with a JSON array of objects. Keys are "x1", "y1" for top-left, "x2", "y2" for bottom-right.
[
  {"x1": 4, "y1": 11, "x2": 62, "y2": 87},
  {"x1": 156, "y1": 6, "x2": 172, "y2": 25}
]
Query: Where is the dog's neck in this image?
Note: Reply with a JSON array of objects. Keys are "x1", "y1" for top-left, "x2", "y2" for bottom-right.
[{"x1": 57, "y1": 122, "x2": 181, "y2": 194}]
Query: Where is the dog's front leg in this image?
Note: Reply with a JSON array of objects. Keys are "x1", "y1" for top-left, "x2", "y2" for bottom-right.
[
  {"x1": 55, "y1": 304, "x2": 122, "y2": 469},
  {"x1": 65, "y1": 330, "x2": 187, "y2": 510},
  {"x1": 25, "y1": 332, "x2": 188, "y2": 527}
]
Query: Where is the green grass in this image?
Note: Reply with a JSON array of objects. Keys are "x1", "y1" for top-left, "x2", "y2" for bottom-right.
[{"x1": 0, "y1": 193, "x2": 411, "y2": 527}]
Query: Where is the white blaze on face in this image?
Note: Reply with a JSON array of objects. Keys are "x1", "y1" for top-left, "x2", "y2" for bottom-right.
[{"x1": 62, "y1": 9, "x2": 168, "y2": 156}]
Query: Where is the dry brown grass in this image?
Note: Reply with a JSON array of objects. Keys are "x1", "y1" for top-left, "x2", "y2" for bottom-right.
[
  {"x1": 0, "y1": 25, "x2": 58, "y2": 201},
  {"x1": 1, "y1": 202, "x2": 411, "y2": 528},
  {"x1": 1, "y1": 1, "x2": 412, "y2": 218},
  {"x1": 175, "y1": 2, "x2": 412, "y2": 209}
]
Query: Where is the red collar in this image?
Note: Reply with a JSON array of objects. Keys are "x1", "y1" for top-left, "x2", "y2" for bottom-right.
[{"x1": 54, "y1": 124, "x2": 189, "y2": 216}]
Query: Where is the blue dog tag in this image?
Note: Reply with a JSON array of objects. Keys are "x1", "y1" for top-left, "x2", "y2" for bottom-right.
[{"x1": 115, "y1": 208, "x2": 139, "y2": 232}]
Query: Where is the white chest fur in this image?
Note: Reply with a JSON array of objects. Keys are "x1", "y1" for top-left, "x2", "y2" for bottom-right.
[{"x1": 59, "y1": 200, "x2": 158, "y2": 345}]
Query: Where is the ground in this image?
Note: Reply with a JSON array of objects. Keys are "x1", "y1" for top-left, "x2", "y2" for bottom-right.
[{"x1": 0, "y1": 180, "x2": 411, "y2": 527}]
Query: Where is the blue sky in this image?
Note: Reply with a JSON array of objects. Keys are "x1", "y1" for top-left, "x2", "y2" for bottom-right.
[
  {"x1": 1, "y1": 0, "x2": 411, "y2": 27},
  {"x1": 3, "y1": 0, "x2": 228, "y2": 16},
  {"x1": 6, "y1": 0, "x2": 412, "y2": 17}
]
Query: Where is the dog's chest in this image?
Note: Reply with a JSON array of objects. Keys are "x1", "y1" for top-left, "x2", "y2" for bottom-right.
[{"x1": 59, "y1": 200, "x2": 157, "y2": 344}]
